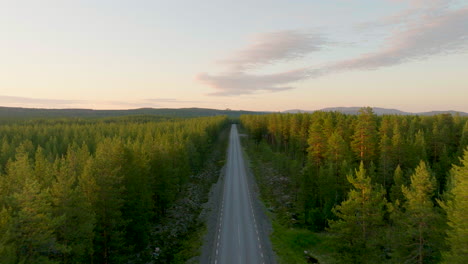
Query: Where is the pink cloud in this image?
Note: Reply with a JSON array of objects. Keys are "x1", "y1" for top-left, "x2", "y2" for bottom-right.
[
  {"x1": 329, "y1": 7, "x2": 468, "y2": 71},
  {"x1": 199, "y1": 3, "x2": 468, "y2": 96},
  {"x1": 219, "y1": 30, "x2": 326, "y2": 71},
  {"x1": 198, "y1": 68, "x2": 324, "y2": 96}
]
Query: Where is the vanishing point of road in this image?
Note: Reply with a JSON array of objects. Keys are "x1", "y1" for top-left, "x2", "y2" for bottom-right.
[{"x1": 212, "y1": 124, "x2": 267, "y2": 264}]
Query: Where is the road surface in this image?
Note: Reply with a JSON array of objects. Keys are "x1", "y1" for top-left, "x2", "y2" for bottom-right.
[{"x1": 213, "y1": 124, "x2": 265, "y2": 264}]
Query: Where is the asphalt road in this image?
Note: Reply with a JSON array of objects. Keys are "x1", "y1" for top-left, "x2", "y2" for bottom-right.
[{"x1": 213, "y1": 124, "x2": 265, "y2": 264}]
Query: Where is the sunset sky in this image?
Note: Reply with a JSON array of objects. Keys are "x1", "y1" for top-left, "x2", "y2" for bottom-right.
[{"x1": 1, "y1": 0, "x2": 467, "y2": 112}]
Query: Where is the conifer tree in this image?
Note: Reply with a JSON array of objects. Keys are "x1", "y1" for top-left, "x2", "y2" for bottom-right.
[
  {"x1": 379, "y1": 134, "x2": 393, "y2": 188},
  {"x1": 51, "y1": 154, "x2": 95, "y2": 263},
  {"x1": 325, "y1": 131, "x2": 348, "y2": 167},
  {"x1": 392, "y1": 123, "x2": 405, "y2": 167},
  {"x1": 120, "y1": 144, "x2": 153, "y2": 252},
  {"x1": 11, "y1": 177, "x2": 64, "y2": 263},
  {"x1": 351, "y1": 107, "x2": 378, "y2": 163},
  {"x1": 328, "y1": 162, "x2": 388, "y2": 263},
  {"x1": 413, "y1": 130, "x2": 428, "y2": 165},
  {"x1": 457, "y1": 121, "x2": 468, "y2": 155},
  {"x1": 80, "y1": 139, "x2": 126, "y2": 264},
  {"x1": 390, "y1": 165, "x2": 405, "y2": 204},
  {"x1": 0, "y1": 207, "x2": 16, "y2": 263},
  {"x1": 395, "y1": 161, "x2": 444, "y2": 264},
  {"x1": 441, "y1": 149, "x2": 468, "y2": 263},
  {"x1": 34, "y1": 147, "x2": 54, "y2": 188},
  {"x1": 307, "y1": 121, "x2": 327, "y2": 166},
  {"x1": 2, "y1": 145, "x2": 33, "y2": 201}
]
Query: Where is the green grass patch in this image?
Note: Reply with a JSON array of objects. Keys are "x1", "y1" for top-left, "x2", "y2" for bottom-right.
[{"x1": 271, "y1": 219, "x2": 335, "y2": 264}]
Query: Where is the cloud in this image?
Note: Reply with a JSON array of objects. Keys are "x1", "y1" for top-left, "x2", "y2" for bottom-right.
[
  {"x1": 358, "y1": 0, "x2": 454, "y2": 30},
  {"x1": 199, "y1": 3, "x2": 468, "y2": 96},
  {"x1": 142, "y1": 98, "x2": 203, "y2": 104},
  {"x1": 199, "y1": 68, "x2": 321, "y2": 96},
  {"x1": 198, "y1": 30, "x2": 326, "y2": 96},
  {"x1": 0, "y1": 96, "x2": 203, "y2": 109},
  {"x1": 0, "y1": 96, "x2": 82, "y2": 108},
  {"x1": 219, "y1": 30, "x2": 327, "y2": 71},
  {"x1": 327, "y1": 7, "x2": 468, "y2": 72}
]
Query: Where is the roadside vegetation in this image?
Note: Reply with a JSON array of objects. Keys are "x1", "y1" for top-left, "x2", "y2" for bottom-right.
[{"x1": 241, "y1": 108, "x2": 467, "y2": 264}]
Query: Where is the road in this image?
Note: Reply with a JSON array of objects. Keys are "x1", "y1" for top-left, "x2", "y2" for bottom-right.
[{"x1": 213, "y1": 124, "x2": 266, "y2": 264}]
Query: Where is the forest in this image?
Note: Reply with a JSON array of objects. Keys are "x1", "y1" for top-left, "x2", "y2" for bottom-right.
[
  {"x1": 0, "y1": 115, "x2": 229, "y2": 263},
  {"x1": 240, "y1": 107, "x2": 467, "y2": 264}
]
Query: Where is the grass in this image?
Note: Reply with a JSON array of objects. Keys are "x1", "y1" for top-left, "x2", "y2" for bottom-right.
[{"x1": 270, "y1": 218, "x2": 335, "y2": 264}]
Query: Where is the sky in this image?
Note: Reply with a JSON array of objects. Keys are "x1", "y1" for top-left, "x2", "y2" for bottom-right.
[{"x1": 1, "y1": 0, "x2": 468, "y2": 112}]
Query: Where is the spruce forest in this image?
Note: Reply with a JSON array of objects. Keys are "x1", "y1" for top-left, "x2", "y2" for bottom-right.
[
  {"x1": 0, "y1": 115, "x2": 229, "y2": 263},
  {"x1": 240, "y1": 107, "x2": 467, "y2": 263}
]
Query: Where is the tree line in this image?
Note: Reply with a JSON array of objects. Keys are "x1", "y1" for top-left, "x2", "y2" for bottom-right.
[
  {"x1": 0, "y1": 115, "x2": 228, "y2": 263},
  {"x1": 240, "y1": 108, "x2": 467, "y2": 263}
]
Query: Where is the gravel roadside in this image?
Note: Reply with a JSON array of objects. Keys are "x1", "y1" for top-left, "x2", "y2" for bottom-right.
[{"x1": 199, "y1": 165, "x2": 225, "y2": 263}]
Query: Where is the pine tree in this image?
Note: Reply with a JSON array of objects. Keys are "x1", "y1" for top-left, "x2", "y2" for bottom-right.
[
  {"x1": 391, "y1": 123, "x2": 405, "y2": 167},
  {"x1": 120, "y1": 144, "x2": 153, "y2": 253},
  {"x1": 459, "y1": 121, "x2": 468, "y2": 153},
  {"x1": 80, "y1": 139, "x2": 127, "y2": 264},
  {"x1": 390, "y1": 165, "x2": 405, "y2": 204},
  {"x1": 307, "y1": 121, "x2": 327, "y2": 166},
  {"x1": 395, "y1": 161, "x2": 444, "y2": 264},
  {"x1": 51, "y1": 154, "x2": 95, "y2": 264},
  {"x1": 379, "y1": 134, "x2": 393, "y2": 188},
  {"x1": 34, "y1": 147, "x2": 54, "y2": 188},
  {"x1": 0, "y1": 207, "x2": 16, "y2": 263},
  {"x1": 441, "y1": 149, "x2": 468, "y2": 263},
  {"x1": 412, "y1": 130, "x2": 428, "y2": 165},
  {"x1": 325, "y1": 131, "x2": 349, "y2": 167},
  {"x1": 11, "y1": 177, "x2": 64, "y2": 263},
  {"x1": 351, "y1": 107, "x2": 378, "y2": 163},
  {"x1": 2, "y1": 146, "x2": 34, "y2": 201},
  {"x1": 328, "y1": 162, "x2": 388, "y2": 263}
]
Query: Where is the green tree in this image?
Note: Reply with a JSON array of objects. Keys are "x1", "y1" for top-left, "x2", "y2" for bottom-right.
[
  {"x1": 33, "y1": 147, "x2": 54, "y2": 188},
  {"x1": 351, "y1": 107, "x2": 378, "y2": 163},
  {"x1": 441, "y1": 149, "x2": 468, "y2": 263},
  {"x1": 325, "y1": 131, "x2": 349, "y2": 167},
  {"x1": 395, "y1": 161, "x2": 444, "y2": 264},
  {"x1": 307, "y1": 121, "x2": 327, "y2": 166},
  {"x1": 379, "y1": 134, "x2": 393, "y2": 188},
  {"x1": 391, "y1": 123, "x2": 406, "y2": 167},
  {"x1": 412, "y1": 130, "x2": 428, "y2": 166},
  {"x1": 328, "y1": 162, "x2": 388, "y2": 263},
  {"x1": 11, "y1": 178, "x2": 64, "y2": 263},
  {"x1": 51, "y1": 153, "x2": 95, "y2": 264},
  {"x1": 0, "y1": 207, "x2": 16, "y2": 263},
  {"x1": 390, "y1": 165, "x2": 405, "y2": 204},
  {"x1": 121, "y1": 144, "x2": 153, "y2": 253},
  {"x1": 1, "y1": 145, "x2": 34, "y2": 204},
  {"x1": 80, "y1": 139, "x2": 127, "y2": 264},
  {"x1": 459, "y1": 121, "x2": 468, "y2": 153}
]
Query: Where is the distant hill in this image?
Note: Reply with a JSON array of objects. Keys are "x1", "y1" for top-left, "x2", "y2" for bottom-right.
[
  {"x1": 1, "y1": 106, "x2": 466, "y2": 119},
  {"x1": 416, "y1": 110, "x2": 468, "y2": 116},
  {"x1": 283, "y1": 107, "x2": 468, "y2": 116},
  {"x1": 0, "y1": 106, "x2": 265, "y2": 119}
]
